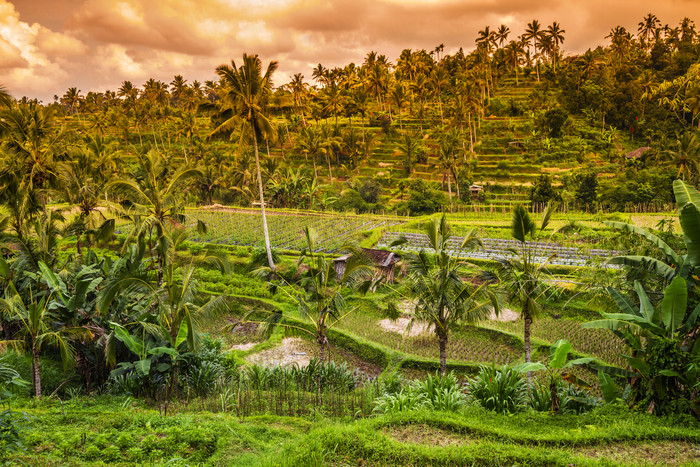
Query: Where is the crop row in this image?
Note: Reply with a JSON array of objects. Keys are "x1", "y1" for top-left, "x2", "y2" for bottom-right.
[{"x1": 186, "y1": 209, "x2": 403, "y2": 252}]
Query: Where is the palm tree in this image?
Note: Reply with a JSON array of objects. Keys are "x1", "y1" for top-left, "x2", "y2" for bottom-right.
[
  {"x1": 504, "y1": 40, "x2": 525, "y2": 85},
  {"x1": 61, "y1": 87, "x2": 83, "y2": 115},
  {"x1": 57, "y1": 136, "x2": 117, "y2": 253},
  {"x1": 107, "y1": 151, "x2": 201, "y2": 284},
  {"x1": 288, "y1": 73, "x2": 308, "y2": 124},
  {"x1": 399, "y1": 215, "x2": 498, "y2": 375},
  {"x1": 524, "y1": 20, "x2": 543, "y2": 81},
  {"x1": 0, "y1": 279, "x2": 79, "y2": 398},
  {"x1": 0, "y1": 84, "x2": 12, "y2": 108},
  {"x1": 211, "y1": 54, "x2": 279, "y2": 271},
  {"x1": 545, "y1": 22, "x2": 565, "y2": 72},
  {"x1": 638, "y1": 13, "x2": 661, "y2": 50},
  {"x1": 390, "y1": 83, "x2": 408, "y2": 130},
  {"x1": 247, "y1": 227, "x2": 373, "y2": 404},
  {"x1": 396, "y1": 132, "x2": 424, "y2": 176},
  {"x1": 0, "y1": 102, "x2": 67, "y2": 210},
  {"x1": 496, "y1": 204, "x2": 554, "y2": 388},
  {"x1": 652, "y1": 132, "x2": 700, "y2": 181},
  {"x1": 496, "y1": 25, "x2": 511, "y2": 47}
]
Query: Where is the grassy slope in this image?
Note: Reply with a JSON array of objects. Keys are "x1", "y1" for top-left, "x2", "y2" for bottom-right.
[{"x1": 11, "y1": 398, "x2": 700, "y2": 466}]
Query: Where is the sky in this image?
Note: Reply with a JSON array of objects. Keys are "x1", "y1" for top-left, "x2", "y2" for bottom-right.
[{"x1": 2, "y1": 0, "x2": 699, "y2": 101}]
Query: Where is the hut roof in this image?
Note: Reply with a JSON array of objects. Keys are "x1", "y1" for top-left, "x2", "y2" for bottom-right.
[
  {"x1": 625, "y1": 147, "x2": 652, "y2": 159},
  {"x1": 333, "y1": 248, "x2": 399, "y2": 267}
]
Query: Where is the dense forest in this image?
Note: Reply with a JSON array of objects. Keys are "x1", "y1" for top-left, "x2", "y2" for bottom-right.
[{"x1": 0, "y1": 13, "x2": 699, "y2": 465}]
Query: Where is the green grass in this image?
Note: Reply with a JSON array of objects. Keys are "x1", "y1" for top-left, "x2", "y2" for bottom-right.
[{"x1": 11, "y1": 398, "x2": 700, "y2": 466}]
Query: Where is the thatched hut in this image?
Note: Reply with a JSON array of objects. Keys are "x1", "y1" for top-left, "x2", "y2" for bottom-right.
[{"x1": 333, "y1": 248, "x2": 400, "y2": 282}]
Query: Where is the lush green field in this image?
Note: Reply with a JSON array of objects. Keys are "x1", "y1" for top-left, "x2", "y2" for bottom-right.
[{"x1": 9, "y1": 398, "x2": 700, "y2": 466}]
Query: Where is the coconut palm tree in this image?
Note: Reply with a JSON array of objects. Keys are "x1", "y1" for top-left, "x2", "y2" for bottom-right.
[
  {"x1": 545, "y1": 22, "x2": 566, "y2": 72},
  {"x1": 652, "y1": 132, "x2": 700, "y2": 181},
  {"x1": 399, "y1": 215, "x2": 498, "y2": 375},
  {"x1": 496, "y1": 25, "x2": 511, "y2": 48},
  {"x1": 504, "y1": 40, "x2": 525, "y2": 85},
  {"x1": 396, "y1": 132, "x2": 424, "y2": 176},
  {"x1": 0, "y1": 84, "x2": 12, "y2": 108},
  {"x1": 246, "y1": 227, "x2": 374, "y2": 404},
  {"x1": 638, "y1": 13, "x2": 661, "y2": 50},
  {"x1": 0, "y1": 276, "x2": 81, "y2": 398},
  {"x1": 495, "y1": 204, "x2": 554, "y2": 388},
  {"x1": 107, "y1": 151, "x2": 201, "y2": 284},
  {"x1": 524, "y1": 20, "x2": 543, "y2": 81},
  {"x1": 210, "y1": 54, "x2": 278, "y2": 271}
]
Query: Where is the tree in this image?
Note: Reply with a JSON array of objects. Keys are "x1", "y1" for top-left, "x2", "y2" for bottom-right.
[
  {"x1": 524, "y1": 20, "x2": 543, "y2": 81},
  {"x1": 211, "y1": 54, "x2": 279, "y2": 271},
  {"x1": 530, "y1": 174, "x2": 561, "y2": 206},
  {"x1": 247, "y1": 227, "x2": 374, "y2": 404},
  {"x1": 396, "y1": 132, "x2": 424, "y2": 176},
  {"x1": 545, "y1": 22, "x2": 566, "y2": 72},
  {"x1": 652, "y1": 132, "x2": 700, "y2": 181},
  {"x1": 504, "y1": 40, "x2": 525, "y2": 86},
  {"x1": 496, "y1": 204, "x2": 554, "y2": 387},
  {"x1": 638, "y1": 13, "x2": 661, "y2": 50},
  {"x1": 0, "y1": 262, "x2": 84, "y2": 398},
  {"x1": 575, "y1": 172, "x2": 598, "y2": 209},
  {"x1": 399, "y1": 215, "x2": 498, "y2": 375},
  {"x1": 107, "y1": 151, "x2": 201, "y2": 284}
]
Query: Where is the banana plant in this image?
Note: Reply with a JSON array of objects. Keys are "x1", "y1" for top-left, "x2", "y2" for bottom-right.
[
  {"x1": 109, "y1": 321, "x2": 187, "y2": 379},
  {"x1": 605, "y1": 179, "x2": 700, "y2": 284},
  {"x1": 583, "y1": 276, "x2": 700, "y2": 414},
  {"x1": 515, "y1": 339, "x2": 595, "y2": 413}
]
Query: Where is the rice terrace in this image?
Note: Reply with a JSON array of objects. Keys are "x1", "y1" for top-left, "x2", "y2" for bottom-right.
[{"x1": 0, "y1": 1, "x2": 699, "y2": 465}]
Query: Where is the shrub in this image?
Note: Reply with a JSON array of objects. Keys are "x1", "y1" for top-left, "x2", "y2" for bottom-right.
[{"x1": 468, "y1": 365, "x2": 527, "y2": 414}]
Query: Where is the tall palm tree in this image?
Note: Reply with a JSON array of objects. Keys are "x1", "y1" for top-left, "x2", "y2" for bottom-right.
[
  {"x1": 524, "y1": 20, "x2": 543, "y2": 81},
  {"x1": 211, "y1": 54, "x2": 279, "y2": 271},
  {"x1": 496, "y1": 204, "x2": 554, "y2": 388},
  {"x1": 400, "y1": 215, "x2": 498, "y2": 375},
  {"x1": 504, "y1": 40, "x2": 526, "y2": 85},
  {"x1": 638, "y1": 13, "x2": 661, "y2": 50},
  {"x1": 545, "y1": 22, "x2": 566, "y2": 72},
  {"x1": 496, "y1": 25, "x2": 511, "y2": 48}
]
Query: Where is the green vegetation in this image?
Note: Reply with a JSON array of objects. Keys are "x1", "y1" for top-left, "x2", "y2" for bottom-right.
[{"x1": 0, "y1": 11, "x2": 699, "y2": 465}]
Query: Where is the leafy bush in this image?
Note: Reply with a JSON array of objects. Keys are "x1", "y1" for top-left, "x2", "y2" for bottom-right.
[
  {"x1": 373, "y1": 372, "x2": 468, "y2": 414},
  {"x1": 468, "y1": 365, "x2": 527, "y2": 414}
]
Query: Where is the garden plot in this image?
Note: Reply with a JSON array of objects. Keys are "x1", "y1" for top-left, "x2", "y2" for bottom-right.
[
  {"x1": 186, "y1": 208, "x2": 404, "y2": 252},
  {"x1": 376, "y1": 231, "x2": 620, "y2": 267}
]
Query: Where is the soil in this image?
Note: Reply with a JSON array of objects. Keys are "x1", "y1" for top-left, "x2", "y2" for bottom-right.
[
  {"x1": 573, "y1": 440, "x2": 700, "y2": 465},
  {"x1": 246, "y1": 337, "x2": 312, "y2": 367},
  {"x1": 383, "y1": 424, "x2": 472, "y2": 447},
  {"x1": 244, "y1": 336, "x2": 383, "y2": 378},
  {"x1": 488, "y1": 308, "x2": 519, "y2": 322},
  {"x1": 379, "y1": 317, "x2": 434, "y2": 337}
]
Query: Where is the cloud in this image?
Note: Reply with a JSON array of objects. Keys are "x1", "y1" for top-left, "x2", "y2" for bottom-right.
[
  {"x1": 0, "y1": 0, "x2": 88, "y2": 98},
  {"x1": 3, "y1": 0, "x2": 700, "y2": 101}
]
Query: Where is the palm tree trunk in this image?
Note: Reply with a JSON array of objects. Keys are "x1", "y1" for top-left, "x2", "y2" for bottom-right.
[
  {"x1": 33, "y1": 345, "x2": 42, "y2": 398},
  {"x1": 523, "y1": 307, "x2": 533, "y2": 389},
  {"x1": 447, "y1": 173, "x2": 453, "y2": 213},
  {"x1": 438, "y1": 334, "x2": 447, "y2": 376},
  {"x1": 253, "y1": 130, "x2": 275, "y2": 271},
  {"x1": 317, "y1": 330, "x2": 327, "y2": 407}
]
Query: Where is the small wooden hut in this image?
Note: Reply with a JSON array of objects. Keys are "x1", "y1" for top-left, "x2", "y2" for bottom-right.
[
  {"x1": 333, "y1": 248, "x2": 400, "y2": 282},
  {"x1": 625, "y1": 147, "x2": 652, "y2": 160}
]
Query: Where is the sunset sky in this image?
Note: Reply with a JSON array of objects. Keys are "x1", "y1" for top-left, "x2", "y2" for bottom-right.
[{"x1": 2, "y1": 0, "x2": 699, "y2": 101}]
